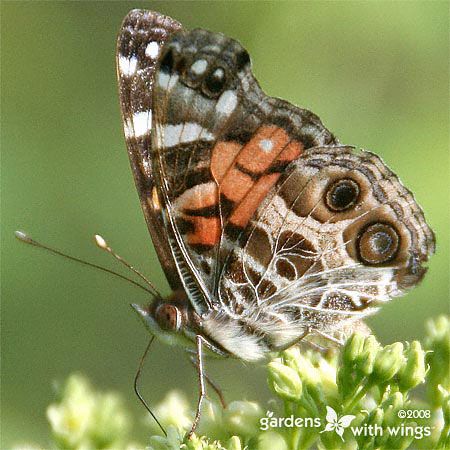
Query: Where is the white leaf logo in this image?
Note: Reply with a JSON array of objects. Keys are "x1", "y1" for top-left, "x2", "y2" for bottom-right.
[{"x1": 320, "y1": 406, "x2": 356, "y2": 442}]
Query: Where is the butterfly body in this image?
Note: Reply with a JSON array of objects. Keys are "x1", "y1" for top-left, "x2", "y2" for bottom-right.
[{"x1": 117, "y1": 10, "x2": 434, "y2": 365}]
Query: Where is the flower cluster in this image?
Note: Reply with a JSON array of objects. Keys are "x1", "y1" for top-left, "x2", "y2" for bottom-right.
[
  {"x1": 46, "y1": 374, "x2": 131, "y2": 450},
  {"x1": 13, "y1": 316, "x2": 450, "y2": 450}
]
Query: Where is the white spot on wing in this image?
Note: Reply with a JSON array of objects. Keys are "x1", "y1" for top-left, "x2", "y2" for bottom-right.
[
  {"x1": 162, "y1": 124, "x2": 182, "y2": 148},
  {"x1": 202, "y1": 45, "x2": 221, "y2": 53},
  {"x1": 190, "y1": 59, "x2": 208, "y2": 75},
  {"x1": 131, "y1": 111, "x2": 152, "y2": 137},
  {"x1": 180, "y1": 123, "x2": 203, "y2": 142},
  {"x1": 118, "y1": 56, "x2": 137, "y2": 77},
  {"x1": 259, "y1": 139, "x2": 273, "y2": 152},
  {"x1": 157, "y1": 72, "x2": 179, "y2": 90},
  {"x1": 145, "y1": 41, "x2": 160, "y2": 59},
  {"x1": 215, "y1": 90, "x2": 238, "y2": 116},
  {"x1": 161, "y1": 123, "x2": 214, "y2": 148}
]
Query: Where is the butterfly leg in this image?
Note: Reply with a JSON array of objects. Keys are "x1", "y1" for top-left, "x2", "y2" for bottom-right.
[
  {"x1": 314, "y1": 329, "x2": 345, "y2": 346},
  {"x1": 188, "y1": 335, "x2": 208, "y2": 439},
  {"x1": 276, "y1": 327, "x2": 311, "y2": 352},
  {"x1": 301, "y1": 329, "x2": 345, "y2": 355},
  {"x1": 189, "y1": 356, "x2": 227, "y2": 408},
  {"x1": 302, "y1": 340, "x2": 329, "y2": 353}
]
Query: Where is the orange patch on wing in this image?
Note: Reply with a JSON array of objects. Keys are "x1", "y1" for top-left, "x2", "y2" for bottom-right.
[
  {"x1": 211, "y1": 141, "x2": 242, "y2": 182},
  {"x1": 186, "y1": 216, "x2": 221, "y2": 246},
  {"x1": 229, "y1": 173, "x2": 280, "y2": 228},
  {"x1": 175, "y1": 182, "x2": 218, "y2": 212},
  {"x1": 278, "y1": 140, "x2": 303, "y2": 161},
  {"x1": 207, "y1": 126, "x2": 304, "y2": 231},
  {"x1": 236, "y1": 126, "x2": 290, "y2": 173},
  {"x1": 219, "y1": 167, "x2": 254, "y2": 203}
]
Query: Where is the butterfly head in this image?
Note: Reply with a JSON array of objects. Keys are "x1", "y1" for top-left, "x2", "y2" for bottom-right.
[{"x1": 131, "y1": 291, "x2": 202, "y2": 350}]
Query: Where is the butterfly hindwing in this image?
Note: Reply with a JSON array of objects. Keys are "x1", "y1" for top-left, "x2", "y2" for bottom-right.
[{"x1": 216, "y1": 145, "x2": 435, "y2": 349}]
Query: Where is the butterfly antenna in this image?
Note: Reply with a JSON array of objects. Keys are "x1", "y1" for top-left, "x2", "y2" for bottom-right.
[
  {"x1": 15, "y1": 230, "x2": 158, "y2": 298},
  {"x1": 94, "y1": 234, "x2": 162, "y2": 299},
  {"x1": 134, "y1": 336, "x2": 167, "y2": 436}
]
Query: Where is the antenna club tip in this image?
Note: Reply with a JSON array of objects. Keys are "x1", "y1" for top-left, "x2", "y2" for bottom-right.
[
  {"x1": 94, "y1": 234, "x2": 108, "y2": 249},
  {"x1": 15, "y1": 230, "x2": 33, "y2": 243}
]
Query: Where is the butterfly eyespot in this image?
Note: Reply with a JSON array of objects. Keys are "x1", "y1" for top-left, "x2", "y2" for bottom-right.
[
  {"x1": 159, "y1": 48, "x2": 175, "y2": 73},
  {"x1": 357, "y1": 223, "x2": 400, "y2": 265},
  {"x1": 325, "y1": 178, "x2": 360, "y2": 212},
  {"x1": 203, "y1": 67, "x2": 226, "y2": 97},
  {"x1": 155, "y1": 304, "x2": 180, "y2": 331}
]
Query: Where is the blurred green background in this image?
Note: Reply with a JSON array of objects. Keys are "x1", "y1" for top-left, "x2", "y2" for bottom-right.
[{"x1": 2, "y1": 1, "x2": 448, "y2": 447}]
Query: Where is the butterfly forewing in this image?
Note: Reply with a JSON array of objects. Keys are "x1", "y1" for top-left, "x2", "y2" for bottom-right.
[
  {"x1": 150, "y1": 28, "x2": 338, "y2": 315},
  {"x1": 116, "y1": 10, "x2": 183, "y2": 290}
]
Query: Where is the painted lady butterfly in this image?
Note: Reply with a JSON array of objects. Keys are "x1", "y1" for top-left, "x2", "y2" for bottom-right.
[{"x1": 116, "y1": 10, "x2": 435, "y2": 435}]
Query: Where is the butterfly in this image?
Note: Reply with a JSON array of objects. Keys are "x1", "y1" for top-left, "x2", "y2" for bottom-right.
[{"x1": 116, "y1": 9, "x2": 435, "y2": 436}]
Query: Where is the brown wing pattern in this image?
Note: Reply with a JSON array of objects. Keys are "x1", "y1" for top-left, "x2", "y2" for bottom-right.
[
  {"x1": 150, "y1": 28, "x2": 337, "y2": 313},
  {"x1": 216, "y1": 146, "x2": 435, "y2": 348},
  {"x1": 116, "y1": 10, "x2": 183, "y2": 290}
]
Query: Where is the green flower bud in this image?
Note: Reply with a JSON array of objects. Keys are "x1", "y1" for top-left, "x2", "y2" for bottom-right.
[
  {"x1": 316, "y1": 356, "x2": 339, "y2": 401},
  {"x1": 372, "y1": 342, "x2": 405, "y2": 383},
  {"x1": 398, "y1": 341, "x2": 426, "y2": 391},
  {"x1": 224, "y1": 401, "x2": 263, "y2": 437},
  {"x1": 152, "y1": 390, "x2": 192, "y2": 433},
  {"x1": 337, "y1": 364, "x2": 354, "y2": 400},
  {"x1": 59, "y1": 374, "x2": 92, "y2": 401},
  {"x1": 289, "y1": 352, "x2": 318, "y2": 387},
  {"x1": 227, "y1": 436, "x2": 242, "y2": 450},
  {"x1": 282, "y1": 346, "x2": 302, "y2": 371},
  {"x1": 149, "y1": 425, "x2": 184, "y2": 450},
  {"x1": 359, "y1": 335, "x2": 381, "y2": 376},
  {"x1": 342, "y1": 334, "x2": 366, "y2": 365},
  {"x1": 425, "y1": 315, "x2": 450, "y2": 342},
  {"x1": 425, "y1": 316, "x2": 450, "y2": 407},
  {"x1": 184, "y1": 434, "x2": 207, "y2": 450},
  {"x1": 268, "y1": 361, "x2": 303, "y2": 402},
  {"x1": 283, "y1": 348, "x2": 338, "y2": 405},
  {"x1": 257, "y1": 431, "x2": 288, "y2": 450},
  {"x1": 363, "y1": 407, "x2": 383, "y2": 428},
  {"x1": 382, "y1": 392, "x2": 404, "y2": 424}
]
